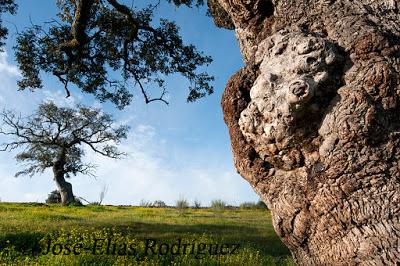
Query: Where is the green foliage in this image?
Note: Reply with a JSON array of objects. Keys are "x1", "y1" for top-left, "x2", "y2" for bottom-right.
[
  {"x1": 46, "y1": 190, "x2": 61, "y2": 204},
  {"x1": 0, "y1": 0, "x2": 17, "y2": 50},
  {"x1": 166, "y1": 0, "x2": 205, "y2": 7},
  {"x1": 240, "y1": 201, "x2": 268, "y2": 210},
  {"x1": 256, "y1": 200, "x2": 268, "y2": 210},
  {"x1": 14, "y1": 0, "x2": 214, "y2": 109}
]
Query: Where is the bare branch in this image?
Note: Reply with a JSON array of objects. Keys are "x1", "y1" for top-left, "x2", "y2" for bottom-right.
[{"x1": 131, "y1": 70, "x2": 169, "y2": 105}]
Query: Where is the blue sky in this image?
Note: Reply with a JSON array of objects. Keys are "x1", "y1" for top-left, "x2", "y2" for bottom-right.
[{"x1": 0, "y1": 1, "x2": 260, "y2": 206}]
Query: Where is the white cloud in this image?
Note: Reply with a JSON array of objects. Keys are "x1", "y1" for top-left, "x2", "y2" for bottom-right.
[
  {"x1": 0, "y1": 120, "x2": 259, "y2": 205},
  {"x1": 0, "y1": 53, "x2": 259, "y2": 206},
  {"x1": 0, "y1": 52, "x2": 20, "y2": 77},
  {"x1": 42, "y1": 89, "x2": 81, "y2": 108},
  {"x1": 0, "y1": 156, "x2": 53, "y2": 202},
  {"x1": 70, "y1": 124, "x2": 259, "y2": 206}
]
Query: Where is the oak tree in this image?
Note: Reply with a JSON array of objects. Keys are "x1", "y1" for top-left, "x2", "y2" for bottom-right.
[
  {"x1": 0, "y1": 0, "x2": 214, "y2": 205},
  {"x1": 0, "y1": 102, "x2": 128, "y2": 205},
  {"x1": 14, "y1": 0, "x2": 213, "y2": 109}
]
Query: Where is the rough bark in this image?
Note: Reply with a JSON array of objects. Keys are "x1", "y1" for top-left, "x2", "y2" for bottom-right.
[
  {"x1": 53, "y1": 148, "x2": 74, "y2": 206},
  {"x1": 211, "y1": 0, "x2": 400, "y2": 264}
]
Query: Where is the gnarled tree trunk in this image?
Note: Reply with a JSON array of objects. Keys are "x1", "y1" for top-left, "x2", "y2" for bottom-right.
[
  {"x1": 209, "y1": 0, "x2": 400, "y2": 264},
  {"x1": 53, "y1": 148, "x2": 74, "y2": 205}
]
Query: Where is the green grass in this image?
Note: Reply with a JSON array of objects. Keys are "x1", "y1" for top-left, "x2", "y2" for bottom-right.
[{"x1": 0, "y1": 202, "x2": 294, "y2": 265}]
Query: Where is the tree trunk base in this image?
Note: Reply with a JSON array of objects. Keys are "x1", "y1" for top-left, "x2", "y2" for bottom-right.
[{"x1": 56, "y1": 180, "x2": 74, "y2": 206}]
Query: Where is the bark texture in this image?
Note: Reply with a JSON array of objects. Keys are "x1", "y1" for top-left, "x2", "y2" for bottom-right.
[
  {"x1": 53, "y1": 148, "x2": 74, "y2": 206},
  {"x1": 211, "y1": 0, "x2": 400, "y2": 264}
]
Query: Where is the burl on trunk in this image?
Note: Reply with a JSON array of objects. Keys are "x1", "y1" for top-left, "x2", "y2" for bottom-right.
[{"x1": 209, "y1": 0, "x2": 400, "y2": 264}]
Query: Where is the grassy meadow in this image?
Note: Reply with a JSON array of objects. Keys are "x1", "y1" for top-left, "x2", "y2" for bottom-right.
[{"x1": 0, "y1": 203, "x2": 294, "y2": 265}]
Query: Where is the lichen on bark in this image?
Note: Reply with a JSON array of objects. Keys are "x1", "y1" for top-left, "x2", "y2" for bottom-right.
[{"x1": 211, "y1": 0, "x2": 400, "y2": 264}]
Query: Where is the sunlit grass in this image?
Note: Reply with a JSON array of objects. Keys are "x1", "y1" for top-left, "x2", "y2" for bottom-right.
[{"x1": 0, "y1": 202, "x2": 293, "y2": 265}]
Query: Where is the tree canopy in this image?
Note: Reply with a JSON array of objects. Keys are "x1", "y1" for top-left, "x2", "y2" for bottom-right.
[
  {"x1": 0, "y1": 102, "x2": 129, "y2": 204},
  {"x1": 0, "y1": 0, "x2": 217, "y2": 205},
  {"x1": 0, "y1": 102, "x2": 128, "y2": 178},
  {"x1": 14, "y1": 0, "x2": 214, "y2": 109},
  {"x1": 0, "y1": 0, "x2": 17, "y2": 50}
]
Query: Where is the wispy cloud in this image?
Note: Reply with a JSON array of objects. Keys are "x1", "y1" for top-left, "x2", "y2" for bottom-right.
[
  {"x1": 42, "y1": 89, "x2": 81, "y2": 108},
  {"x1": 0, "y1": 49, "x2": 259, "y2": 206},
  {"x1": 71, "y1": 124, "x2": 258, "y2": 206},
  {"x1": 0, "y1": 121, "x2": 258, "y2": 206},
  {"x1": 0, "y1": 52, "x2": 20, "y2": 77},
  {"x1": 0, "y1": 52, "x2": 79, "y2": 112}
]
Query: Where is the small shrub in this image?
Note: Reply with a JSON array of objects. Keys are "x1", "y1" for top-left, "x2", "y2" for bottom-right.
[
  {"x1": 192, "y1": 199, "x2": 201, "y2": 209},
  {"x1": 211, "y1": 199, "x2": 226, "y2": 212},
  {"x1": 152, "y1": 200, "x2": 166, "y2": 208},
  {"x1": 139, "y1": 199, "x2": 152, "y2": 207},
  {"x1": 45, "y1": 190, "x2": 61, "y2": 204},
  {"x1": 175, "y1": 198, "x2": 189, "y2": 214},
  {"x1": 256, "y1": 200, "x2": 268, "y2": 210},
  {"x1": 239, "y1": 200, "x2": 268, "y2": 210}
]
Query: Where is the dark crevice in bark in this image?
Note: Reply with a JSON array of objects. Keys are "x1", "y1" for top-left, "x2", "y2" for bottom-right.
[
  {"x1": 216, "y1": 0, "x2": 400, "y2": 264},
  {"x1": 258, "y1": 0, "x2": 274, "y2": 18}
]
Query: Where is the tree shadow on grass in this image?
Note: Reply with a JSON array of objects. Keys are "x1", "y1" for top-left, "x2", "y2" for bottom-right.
[
  {"x1": 0, "y1": 232, "x2": 45, "y2": 255},
  {"x1": 0, "y1": 221, "x2": 291, "y2": 259},
  {"x1": 104, "y1": 222, "x2": 291, "y2": 258}
]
